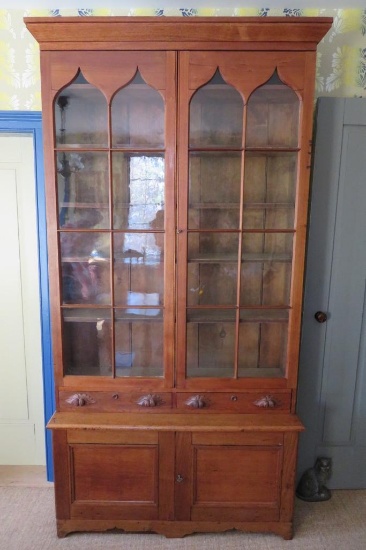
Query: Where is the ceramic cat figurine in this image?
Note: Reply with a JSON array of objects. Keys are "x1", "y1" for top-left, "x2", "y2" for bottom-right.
[{"x1": 296, "y1": 457, "x2": 332, "y2": 502}]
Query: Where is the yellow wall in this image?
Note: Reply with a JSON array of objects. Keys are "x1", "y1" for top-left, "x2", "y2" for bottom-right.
[{"x1": 1, "y1": 8, "x2": 366, "y2": 110}]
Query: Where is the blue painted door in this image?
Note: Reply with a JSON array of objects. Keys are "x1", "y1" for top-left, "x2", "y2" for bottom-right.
[{"x1": 297, "y1": 98, "x2": 366, "y2": 489}]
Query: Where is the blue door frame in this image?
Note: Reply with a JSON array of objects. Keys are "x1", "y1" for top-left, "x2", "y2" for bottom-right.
[{"x1": 0, "y1": 111, "x2": 54, "y2": 481}]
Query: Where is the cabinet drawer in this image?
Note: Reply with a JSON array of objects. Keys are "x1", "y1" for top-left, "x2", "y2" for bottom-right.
[
  {"x1": 176, "y1": 391, "x2": 291, "y2": 413},
  {"x1": 192, "y1": 432, "x2": 283, "y2": 446},
  {"x1": 59, "y1": 391, "x2": 173, "y2": 412},
  {"x1": 67, "y1": 429, "x2": 158, "y2": 445}
]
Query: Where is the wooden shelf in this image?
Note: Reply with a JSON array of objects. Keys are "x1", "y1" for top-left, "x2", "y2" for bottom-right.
[
  {"x1": 62, "y1": 309, "x2": 163, "y2": 322},
  {"x1": 55, "y1": 145, "x2": 165, "y2": 152},
  {"x1": 188, "y1": 253, "x2": 292, "y2": 263},
  {"x1": 188, "y1": 147, "x2": 299, "y2": 153},
  {"x1": 115, "y1": 310, "x2": 163, "y2": 321},
  {"x1": 59, "y1": 202, "x2": 109, "y2": 209},
  {"x1": 61, "y1": 256, "x2": 110, "y2": 263},
  {"x1": 115, "y1": 366, "x2": 163, "y2": 377},
  {"x1": 189, "y1": 202, "x2": 294, "y2": 209},
  {"x1": 240, "y1": 309, "x2": 289, "y2": 322},
  {"x1": 187, "y1": 367, "x2": 284, "y2": 378},
  {"x1": 187, "y1": 308, "x2": 289, "y2": 323}
]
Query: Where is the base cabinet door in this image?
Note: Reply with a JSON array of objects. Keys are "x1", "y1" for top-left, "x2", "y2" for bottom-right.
[
  {"x1": 54, "y1": 430, "x2": 175, "y2": 527},
  {"x1": 175, "y1": 432, "x2": 284, "y2": 523}
]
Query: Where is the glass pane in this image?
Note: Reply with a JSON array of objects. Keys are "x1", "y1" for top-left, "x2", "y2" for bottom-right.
[
  {"x1": 63, "y1": 308, "x2": 112, "y2": 376},
  {"x1": 55, "y1": 72, "x2": 107, "y2": 148},
  {"x1": 112, "y1": 154, "x2": 165, "y2": 230},
  {"x1": 242, "y1": 231, "x2": 293, "y2": 257},
  {"x1": 114, "y1": 233, "x2": 164, "y2": 307},
  {"x1": 238, "y1": 309, "x2": 288, "y2": 377},
  {"x1": 188, "y1": 264, "x2": 238, "y2": 306},
  {"x1": 188, "y1": 233, "x2": 239, "y2": 305},
  {"x1": 60, "y1": 232, "x2": 110, "y2": 304},
  {"x1": 241, "y1": 232, "x2": 293, "y2": 306},
  {"x1": 187, "y1": 309, "x2": 236, "y2": 378},
  {"x1": 188, "y1": 232, "x2": 239, "y2": 262},
  {"x1": 115, "y1": 310, "x2": 163, "y2": 377},
  {"x1": 189, "y1": 152, "x2": 241, "y2": 229},
  {"x1": 190, "y1": 71, "x2": 243, "y2": 148},
  {"x1": 241, "y1": 261, "x2": 292, "y2": 306},
  {"x1": 246, "y1": 71, "x2": 299, "y2": 148},
  {"x1": 57, "y1": 152, "x2": 109, "y2": 229},
  {"x1": 111, "y1": 72, "x2": 164, "y2": 148},
  {"x1": 243, "y1": 152, "x2": 296, "y2": 230}
]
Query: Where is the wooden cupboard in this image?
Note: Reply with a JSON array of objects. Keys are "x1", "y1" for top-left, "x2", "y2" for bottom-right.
[
  {"x1": 49, "y1": 413, "x2": 302, "y2": 538},
  {"x1": 25, "y1": 16, "x2": 332, "y2": 539}
]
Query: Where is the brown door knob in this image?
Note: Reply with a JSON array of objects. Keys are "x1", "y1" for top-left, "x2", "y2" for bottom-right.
[{"x1": 314, "y1": 311, "x2": 327, "y2": 323}]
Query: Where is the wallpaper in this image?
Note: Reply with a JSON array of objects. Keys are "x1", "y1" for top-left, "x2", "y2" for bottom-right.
[{"x1": 1, "y1": 8, "x2": 366, "y2": 110}]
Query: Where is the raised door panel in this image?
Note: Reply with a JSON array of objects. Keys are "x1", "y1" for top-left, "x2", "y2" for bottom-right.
[
  {"x1": 62, "y1": 430, "x2": 174, "y2": 521},
  {"x1": 71, "y1": 444, "x2": 158, "y2": 519},
  {"x1": 176, "y1": 432, "x2": 283, "y2": 522}
]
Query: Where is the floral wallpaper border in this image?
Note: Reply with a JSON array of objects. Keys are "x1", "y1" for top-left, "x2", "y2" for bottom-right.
[{"x1": 1, "y1": 8, "x2": 366, "y2": 110}]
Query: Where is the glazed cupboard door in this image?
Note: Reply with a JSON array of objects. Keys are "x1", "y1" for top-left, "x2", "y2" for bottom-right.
[
  {"x1": 176, "y1": 51, "x2": 315, "y2": 392},
  {"x1": 41, "y1": 51, "x2": 176, "y2": 397}
]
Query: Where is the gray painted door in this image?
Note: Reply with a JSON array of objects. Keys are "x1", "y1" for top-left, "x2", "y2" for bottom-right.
[{"x1": 297, "y1": 98, "x2": 366, "y2": 489}]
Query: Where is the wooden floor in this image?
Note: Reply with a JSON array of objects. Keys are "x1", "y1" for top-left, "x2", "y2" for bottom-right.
[{"x1": 0, "y1": 465, "x2": 52, "y2": 487}]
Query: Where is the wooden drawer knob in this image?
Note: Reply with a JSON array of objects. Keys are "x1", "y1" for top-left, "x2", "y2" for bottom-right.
[
  {"x1": 185, "y1": 395, "x2": 208, "y2": 409},
  {"x1": 65, "y1": 393, "x2": 95, "y2": 407},
  {"x1": 136, "y1": 394, "x2": 163, "y2": 407},
  {"x1": 254, "y1": 395, "x2": 278, "y2": 408}
]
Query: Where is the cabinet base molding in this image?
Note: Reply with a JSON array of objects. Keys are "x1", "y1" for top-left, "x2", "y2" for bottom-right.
[{"x1": 57, "y1": 519, "x2": 293, "y2": 540}]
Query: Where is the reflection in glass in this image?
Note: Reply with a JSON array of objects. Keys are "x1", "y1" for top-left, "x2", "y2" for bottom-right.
[
  {"x1": 63, "y1": 308, "x2": 112, "y2": 376},
  {"x1": 111, "y1": 71, "x2": 164, "y2": 148},
  {"x1": 190, "y1": 70, "x2": 243, "y2": 148},
  {"x1": 187, "y1": 309, "x2": 236, "y2": 377},
  {"x1": 115, "y1": 312, "x2": 163, "y2": 377},
  {"x1": 57, "y1": 152, "x2": 109, "y2": 229},
  {"x1": 238, "y1": 309, "x2": 288, "y2": 376},
  {"x1": 113, "y1": 154, "x2": 165, "y2": 230},
  {"x1": 114, "y1": 233, "x2": 164, "y2": 306},
  {"x1": 55, "y1": 72, "x2": 108, "y2": 148},
  {"x1": 189, "y1": 152, "x2": 241, "y2": 229},
  {"x1": 60, "y1": 232, "x2": 110, "y2": 304},
  {"x1": 246, "y1": 71, "x2": 299, "y2": 148}
]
